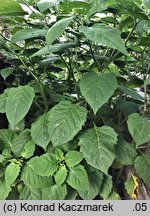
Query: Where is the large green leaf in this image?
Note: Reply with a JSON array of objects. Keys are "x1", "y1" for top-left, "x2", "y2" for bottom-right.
[
  {"x1": 31, "y1": 42, "x2": 77, "y2": 58},
  {"x1": 79, "y1": 24, "x2": 128, "y2": 55},
  {"x1": 0, "y1": 94, "x2": 7, "y2": 113},
  {"x1": 115, "y1": 139, "x2": 137, "y2": 165},
  {"x1": 31, "y1": 113, "x2": 51, "y2": 150},
  {"x1": 21, "y1": 162, "x2": 52, "y2": 188},
  {"x1": 79, "y1": 126, "x2": 118, "y2": 175},
  {"x1": 29, "y1": 153, "x2": 58, "y2": 177},
  {"x1": 47, "y1": 101, "x2": 87, "y2": 146},
  {"x1": 0, "y1": 180, "x2": 11, "y2": 200},
  {"x1": 6, "y1": 85, "x2": 35, "y2": 128},
  {"x1": 0, "y1": 0, "x2": 26, "y2": 16},
  {"x1": 127, "y1": 113, "x2": 150, "y2": 147},
  {"x1": 19, "y1": 185, "x2": 42, "y2": 200},
  {"x1": 42, "y1": 184, "x2": 67, "y2": 200},
  {"x1": 5, "y1": 162, "x2": 20, "y2": 187},
  {"x1": 11, "y1": 129, "x2": 31, "y2": 157},
  {"x1": 79, "y1": 73, "x2": 118, "y2": 114},
  {"x1": 79, "y1": 170, "x2": 103, "y2": 200},
  {"x1": 65, "y1": 151, "x2": 83, "y2": 168},
  {"x1": 46, "y1": 17, "x2": 73, "y2": 45},
  {"x1": 21, "y1": 140, "x2": 35, "y2": 159},
  {"x1": 66, "y1": 165, "x2": 89, "y2": 191},
  {"x1": 135, "y1": 155, "x2": 150, "y2": 184},
  {"x1": 11, "y1": 28, "x2": 47, "y2": 43}
]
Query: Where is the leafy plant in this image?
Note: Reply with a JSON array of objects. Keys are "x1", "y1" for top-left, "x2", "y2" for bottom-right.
[{"x1": 0, "y1": 0, "x2": 150, "y2": 200}]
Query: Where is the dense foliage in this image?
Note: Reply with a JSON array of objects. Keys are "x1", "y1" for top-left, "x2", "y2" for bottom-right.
[{"x1": 0, "y1": 0, "x2": 150, "y2": 200}]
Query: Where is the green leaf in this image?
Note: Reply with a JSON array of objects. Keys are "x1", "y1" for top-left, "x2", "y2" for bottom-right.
[
  {"x1": 47, "y1": 101, "x2": 87, "y2": 146},
  {"x1": 42, "y1": 184, "x2": 67, "y2": 200},
  {"x1": 142, "y1": 0, "x2": 150, "y2": 9},
  {"x1": 0, "y1": 180, "x2": 11, "y2": 200},
  {"x1": 5, "y1": 162, "x2": 20, "y2": 187},
  {"x1": 54, "y1": 165, "x2": 68, "y2": 185},
  {"x1": 19, "y1": 185, "x2": 42, "y2": 200},
  {"x1": 118, "y1": 86, "x2": 144, "y2": 101},
  {"x1": 6, "y1": 85, "x2": 35, "y2": 128},
  {"x1": 79, "y1": 24, "x2": 128, "y2": 55},
  {"x1": 21, "y1": 140, "x2": 35, "y2": 159},
  {"x1": 66, "y1": 165, "x2": 89, "y2": 191},
  {"x1": 37, "y1": 0, "x2": 60, "y2": 13},
  {"x1": 46, "y1": 17, "x2": 73, "y2": 45},
  {"x1": 79, "y1": 170, "x2": 103, "y2": 200},
  {"x1": 135, "y1": 155, "x2": 150, "y2": 184},
  {"x1": 79, "y1": 126, "x2": 118, "y2": 175},
  {"x1": 87, "y1": 0, "x2": 107, "y2": 18},
  {"x1": 31, "y1": 42, "x2": 77, "y2": 57},
  {"x1": 0, "y1": 68, "x2": 14, "y2": 80},
  {"x1": 65, "y1": 151, "x2": 83, "y2": 168},
  {"x1": 11, "y1": 28, "x2": 47, "y2": 43},
  {"x1": 144, "y1": 75, "x2": 150, "y2": 85},
  {"x1": 21, "y1": 162, "x2": 52, "y2": 188},
  {"x1": 79, "y1": 73, "x2": 118, "y2": 114},
  {"x1": 115, "y1": 139, "x2": 137, "y2": 165},
  {"x1": 31, "y1": 113, "x2": 51, "y2": 150},
  {"x1": 29, "y1": 153, "x2": 58, "y2": 176},
  {"x1": 125, "y1": 175, "x2": 138, "y2": 198},
  {"x1": 99, "y1": 175, "x2": 113, "y2": 199},
  {"x1": 55, "y1": 148, "x2": 64, "y2": 161},
  {"x1": 127, "y1": 113, "x2": 150, "y2": 147},
  {"x1": 0, "y1": 129, "x2": 15, "y2": 148},
  {"x1": 0, "y1": 93, "x2": 7, "y2": 113},
  {"x1": 0, "y1": 0, "x2": 26, "y2": 16},
  {"x1": 11, "y1": 129, "x2": 31, "y2": 157}
]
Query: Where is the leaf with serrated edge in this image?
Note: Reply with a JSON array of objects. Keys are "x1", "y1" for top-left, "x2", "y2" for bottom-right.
[
  {"x1": 135, "y1": 155, "x2": 150, "y2": 184},
  {"x1": 47, "y1": 101, "x2": 87, "y2": 146},
  {"x1": 79, "y1": 126, "x2": 118, "y2": 175},
  {"x1": 127, "y1": 113, "x2": 150, "y2": 147},
  {"x1": 6, "y1": 85, "x2": 35, "y2": 128},
  {"x1": 79, "y1": 73, "x2": 118, "y2": 114}
]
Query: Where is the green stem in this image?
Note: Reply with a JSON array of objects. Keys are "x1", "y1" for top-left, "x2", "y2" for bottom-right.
[{"x1": 88, "y1": 40, "x2": 100, "y2": 71}]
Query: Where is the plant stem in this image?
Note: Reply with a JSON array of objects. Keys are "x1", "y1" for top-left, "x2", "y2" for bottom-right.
[{"x1": 88, "y1": 40, "x2": 100, "y2": 71}]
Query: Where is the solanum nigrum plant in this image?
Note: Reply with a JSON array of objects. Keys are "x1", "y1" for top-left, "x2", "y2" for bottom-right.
[{"x1": 0, "y1": 0, "x2": 150, "y2": 200}]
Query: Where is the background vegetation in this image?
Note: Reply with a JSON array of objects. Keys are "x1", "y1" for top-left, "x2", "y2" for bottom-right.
[{"x1": 0, "y1": 0, "x2": 150, "y2": 200}]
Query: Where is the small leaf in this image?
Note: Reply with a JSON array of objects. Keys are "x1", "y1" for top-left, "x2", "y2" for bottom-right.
[
  {"x1": 127, "y1": 113, "x2": 150, "y2": 147},
  {"x1": 29, "y1": 153, "x2": 58, "y2": 176},
  {"x1": 42, "y1": 184, "x2": 67, "y2": 200},
  {"x1": 79, "y1": 73, "x2": 118, "y2": 114},
  {"x1": 5, "y1": 162, "x2": 20, "y2": 187},
  {"x1": 11, "y1": 28, "x2": 47, "y2": 43},
  {"x1": 21, "y1": 140, "x2": 35, "y2": 159},
  {"x1": 55, "y1": 148, "x2": 64, "y2": 161},
  {"x1": 79, "y1": 126, "x2": 118, "y2": 175},
  {"x1": 125, "y1": 175, "x2": 139, "y2": 199},
  {"x1": 0, "y1": 129, "x2": 15, "y2": 148},
  {"x1": 0, "y1": 0, "x2": 26, "y2": 16},
  {"x1": 0, "y1": 68, "x2": 13, "y2": 80},
  {"x1": 47, "y1": 101, "x2": 87, "y2": 146},
  {"x1": 37, "y1": 0, "x2": 60, "y2": 13},
  {"x1": 79, "y1": 24, "x2": 128, "y2": 55},
  {"x1": 135, "y1": 155, "x2": 150, "y2": 184},
  {"x1": 54, "y1": 165, "x2": 68, "y2": 185},
  {"x1": 142, "y1": 0, "x2": 150, "y2": 9},
  {"x1": 6, "y1": 85, "x2": 35, "y2": 128},
  {"x1": 66, "y1": 165, "x2": 89, "y2": 191},
  {"x1": 11, "y1": 129, "x2": 31, "y2": 157},
  {"x1": 115, "y1": 138, "x2": 137, "y2": 165},
  {"x1": 46, "y1": 17, "x2": 73, "y2": 45},
  {"x1": 65, "y1": 151, "x2": 83, "y2": 168},
  {"x1": 31, "y1": 113, "x2": 51, "y2": 150}
]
